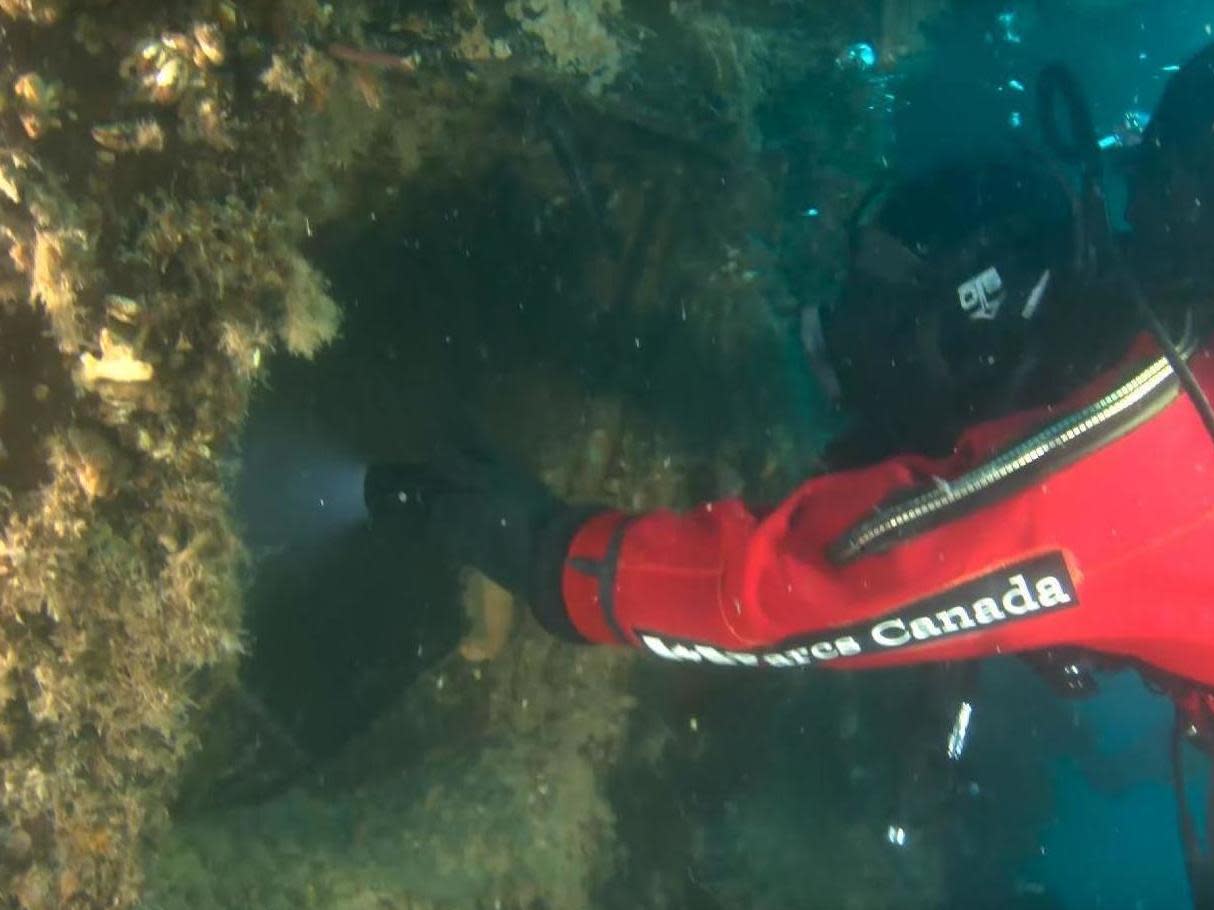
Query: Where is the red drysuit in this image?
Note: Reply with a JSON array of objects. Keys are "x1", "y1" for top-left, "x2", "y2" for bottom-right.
[{"x1": 561, "y1": 334, "x2": 1214, "y2": 715}]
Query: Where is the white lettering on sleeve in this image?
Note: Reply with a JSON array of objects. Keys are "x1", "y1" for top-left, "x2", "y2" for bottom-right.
[
  {"x1": 872, "y1": 618, "x2": 911, "y2": 647},
  {"x1": 935, "y1": 605, "x2": 978, "y2": 634},
  {"x1": 836, "y1": 636, "x2": 863, "y2": 656},
  {"x1": 972, "y1": 597, "x2": 1005, "y2": 624},
  {"x1": 694, "y1": 645, "x2": 740, "y2": 667},
  {"x1": 810, "y1": 641, "x2": 838, "y2": 660},
  {"x1": 909, "y1": 616, "x2": 944, "y2": 641},
  {"x1": 1035, "y1": 575, "x2": 1072, "y2": 608},
  {"x1": 1001, "y1": 574, "x2": 1040, "y2": 616}
]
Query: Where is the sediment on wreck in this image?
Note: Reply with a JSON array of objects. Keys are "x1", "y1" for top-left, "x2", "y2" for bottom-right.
[{"x1": 0, "y1": 1, "x2": 891, "y2": 908}]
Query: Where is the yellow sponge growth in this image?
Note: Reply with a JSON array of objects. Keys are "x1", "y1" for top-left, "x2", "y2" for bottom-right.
[{"x1": 278, "y1": 250, "x2": 341, "y2": 359}]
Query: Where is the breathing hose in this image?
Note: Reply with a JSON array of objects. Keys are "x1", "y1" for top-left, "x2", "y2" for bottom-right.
[{"x1": 1037, "y1": 62, "x2": 1214, "y2": 448}]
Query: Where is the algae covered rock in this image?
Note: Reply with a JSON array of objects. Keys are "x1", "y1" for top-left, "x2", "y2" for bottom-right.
[{"x1": 0, "y1": 1, "x2": 350, "y2": 906}]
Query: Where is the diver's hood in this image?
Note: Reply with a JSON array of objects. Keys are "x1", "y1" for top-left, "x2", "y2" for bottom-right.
[{"x1": 818, "y1": 158, "x2": 1133, "y2": 455}]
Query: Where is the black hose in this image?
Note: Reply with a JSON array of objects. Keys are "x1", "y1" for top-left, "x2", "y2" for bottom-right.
[
  {"x1": 1037, "y1": 63, "x2": 1102, "y2": 174},
  {"x1": 1037, "y1": 62, "x2": 1214, "y2": 449},
  {"x1": 1172, "y1": 708, "x2": 1214, "y2": 907},
  {"x1": 1129, "y1": 288, "x2": 1214, "y2": 445},
  {"x1": 1037, "y1": 62, "x2": 1115, "y2": 271}
]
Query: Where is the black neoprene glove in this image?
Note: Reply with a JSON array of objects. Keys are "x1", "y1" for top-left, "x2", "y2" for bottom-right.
[{"x1": 363, "y1": 448, "x2": 596, "y2": 642}]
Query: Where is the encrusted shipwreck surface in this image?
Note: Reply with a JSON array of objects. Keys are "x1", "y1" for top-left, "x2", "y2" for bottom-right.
[
  {"x1": 0, "y1": 1, "x2": 909, "y2": 908},
  {"x1": 0, "y1": 2, "x2": 347, "y2": 906}
]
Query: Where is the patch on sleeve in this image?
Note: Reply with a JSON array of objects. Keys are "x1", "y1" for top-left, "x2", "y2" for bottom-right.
[{"x1": 636, "y1": 551, "x2": 1078, "y2": 669}]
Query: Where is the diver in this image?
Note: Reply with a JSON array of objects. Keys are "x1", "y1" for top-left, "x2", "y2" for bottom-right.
[{"x1": 364, "y1": 43, "x2": 1214, "y2": 904}]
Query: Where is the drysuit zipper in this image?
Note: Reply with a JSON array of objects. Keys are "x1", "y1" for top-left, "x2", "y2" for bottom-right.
[{"x1": 828, "y1": 351, "x2": 1185, "y2": 565}]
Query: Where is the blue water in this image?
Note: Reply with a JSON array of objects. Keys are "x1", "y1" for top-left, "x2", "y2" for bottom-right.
[
  {"x1": 965, "y1": 664, "x2": 1210, "y2": 908},
  {"x1": 893, "y1": 0, "x2": 1214, "y2": 173}
]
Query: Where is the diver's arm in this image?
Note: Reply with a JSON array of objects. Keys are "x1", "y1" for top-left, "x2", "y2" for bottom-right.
[{"x1": 555, "y1": 335, "x2": 1214, "y2": 688}]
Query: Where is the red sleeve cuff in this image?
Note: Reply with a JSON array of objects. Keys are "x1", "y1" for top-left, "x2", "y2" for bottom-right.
[{"x1": 561, "y1": 510, "x2": 633, "y2": 644}]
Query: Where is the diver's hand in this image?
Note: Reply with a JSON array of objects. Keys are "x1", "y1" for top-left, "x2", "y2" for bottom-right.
[
  {"x1": 363, "y1": 448, "x2": 561, "y2": 599},
  {"x1": 364, "y1": 450, "x2": 608, "y2": 644}
]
